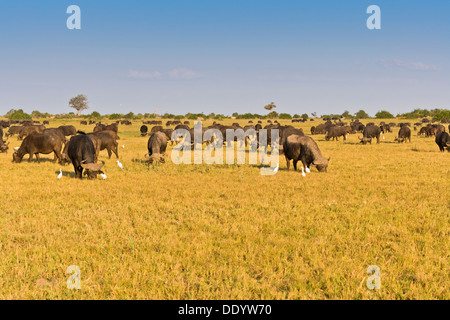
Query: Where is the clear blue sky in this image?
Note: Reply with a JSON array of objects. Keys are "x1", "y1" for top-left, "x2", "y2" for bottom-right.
[{"x1": 0, "y1": 0, "x2": 449, "y2": 116}]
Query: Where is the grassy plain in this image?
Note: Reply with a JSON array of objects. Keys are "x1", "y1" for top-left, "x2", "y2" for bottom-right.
[{"x1": 0, "y1": 118, "x2": 448, "y2": 299}]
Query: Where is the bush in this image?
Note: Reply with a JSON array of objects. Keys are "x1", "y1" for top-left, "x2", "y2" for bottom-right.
[
  {"x1": 8, "y1": 109, "x2": 32, "y2": 120},
  {"x1": 432, "y1": 109, "x2": 450, "y2": 121},
  {"x1": 124, "y1": 112, "x2": 135, "y2": 120},
  {"x1": 375, "y1": 110, "x2": 394, "y2": 119},
  {"x1": 109, "y1": 113, "x2": 123, "y2": 120},
  {"x1": 301, "y1": 113, "x2": 309, "y2": 119},
  {"x1": 355, "y1": 110, "x2": 370, "y2": 119},
  {"x1": 89, "y1": 111, "x2": 102, "y2": 120},
  {"x1": 279, "y1": 113, "x2": 292, "y2": 119},
  {"x1": 267, "y1": 111, "x2": 279, "y2": 119}
]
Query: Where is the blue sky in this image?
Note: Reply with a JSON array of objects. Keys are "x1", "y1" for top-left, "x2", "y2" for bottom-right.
[{"x1": 0, "y1": 0, "x2": 449, "y2": 116}]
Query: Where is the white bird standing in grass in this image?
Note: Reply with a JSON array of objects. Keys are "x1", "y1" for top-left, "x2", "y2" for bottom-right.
[
  {"x1": 57, "y1": 168, "x2": 63, "y2": 180},
  {"x1": 301, "y1": 166, "x2": 306, "y2": 177},
  {"x1": 117, "y1": 160, "x2": 123, "y2": 169},
  {"x1": 100, "y1": 173, "x2": 107, "y2": 180},
  {"x1": 305, "y1": 166, "x2": 311, "y2": 173},
  {"x1": 122, "y1": 145, "x2": 125, "y2": 149}
]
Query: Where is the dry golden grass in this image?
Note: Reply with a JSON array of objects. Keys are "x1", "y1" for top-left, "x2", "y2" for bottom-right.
[{"x1": 0, "y1": 118, "x2": 448, "y2": 299}]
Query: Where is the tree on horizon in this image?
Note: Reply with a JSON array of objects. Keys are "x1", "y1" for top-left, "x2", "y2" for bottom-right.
[{"x1": 69, "y1": 94, "x2": 89, "y2": 116}]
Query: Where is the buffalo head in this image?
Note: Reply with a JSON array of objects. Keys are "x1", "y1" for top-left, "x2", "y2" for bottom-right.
[
  {"x1": 358, "y1": 136, "x2": 372, "y2": 144},
  {"x1": 313, "y1": 157, "x2": 330, "y2": 172},
  {"x1": 81, "y1": 160, "x2": 105, "y2": 179}
]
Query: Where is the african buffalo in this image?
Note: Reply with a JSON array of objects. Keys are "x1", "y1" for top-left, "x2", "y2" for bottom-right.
[
  {"x1": 146, "y1": 131, "x2": 168, "y2": 163},
  {"x1": 140, "y1": 125, "x2": 148, "y2": 136},
  {"x1": 435, "y1": 132, "x2": 450, "y2": 152},
  {"x1": 359, "y1": 125, "x2": 382, "y2": 144},
  {"x1": 395, "y1": 126, "x2": 411, "y2": 143},
  {"x1": 283, "y1": 135, "x2": 330, "y2": 172},
  {"x1": 67, "y1": 133, "x2": 105, "y2": 179},
  {"x1": 88, "y1": 131, "x2": 119, "y2": 159},
  {"x1": 325, "y1": 126, "x2": 350, "y2": 141},
  {"x1": 13, "y1": 133, "x2": 62, "y2": 163}
]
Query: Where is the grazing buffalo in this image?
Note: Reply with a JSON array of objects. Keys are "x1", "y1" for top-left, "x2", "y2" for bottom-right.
[
  {"x1": 88, "y1": 131, "x2": 119, "y2": 159},
  {"x1": 67, "y1": 134, "x2": 105, "y2": 179},
  {"x1": 395, "y1": 126, "x2": 411, "y2": 143},
  {"x1": 325, "y1": 126, "x2": 350, "y2": 141},
  {"x1": 435, "y1": 132, "x2": 450, "y2": 152},
  {"x1": 58, "y1": 125, "x2": 77, "y2": 136},
  {"x1": 284, "y1": 135, "x2": 330, "y2": 172},
  {"x1": 359, "y1": 125, "x2": 382, "y2": 144},
  {"x1": 80, "y1": 121, "x2": 88, "y2": 125},
  {"x1": 140, "y1": 125, "x2": 148, "y2": 136},
  {"x1": 13, "y1": 133, "x2": 62, "y2": 163},
  {"x1": 146, "y1": 131, "x2": 168, "y2": 163}
]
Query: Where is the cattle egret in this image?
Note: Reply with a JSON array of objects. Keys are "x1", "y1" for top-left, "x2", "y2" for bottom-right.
[
  {"x1": 301, "y1": 167, "x2": 306, "y2": 177},
  {"x1": 14, "y1": 147, "x2": 19, "y2": 151},
  {"x1": 305, "y1": 167, "x2": 311, "y2": 173},
  {"x1": 117, "y1": 160, "x2": 123, "y2": 169},
  {"x1": 57, "y1": 168, "x2": 63, "y2": 180},
  {"x1": 100, "y1": 173, "x2": 107, "y2": 180},
  {"x1": 122, "y1": 145, "x2": 125, "y2": 149}
]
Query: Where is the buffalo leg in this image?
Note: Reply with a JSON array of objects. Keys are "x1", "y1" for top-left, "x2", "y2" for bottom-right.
[
  {"x1": 28, "y1": 153, "x2": 33, "y2": 162},
  {"x1": 293, "y1": 160, "x2": 298, "y2": 171},
  {"x1": 54, "y1": 149, "x2": 62, "y2": 163},
  {"x1": 113, "y1": 143, "x2": 119, "y2": 158},
  {"x1": 107, "y1": 148, "x2": 112, "y2": 159},
  {"x1": 35, "y1": 153, "x2": 40, "y2": 163},
  {"x1": 285, "y1": 157, "x2": 290, "y2": 170}
]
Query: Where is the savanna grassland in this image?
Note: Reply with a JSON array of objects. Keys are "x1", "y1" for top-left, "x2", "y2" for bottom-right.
[{"x1": 0, "y1": 118, "x2": 448, "y2": 300}]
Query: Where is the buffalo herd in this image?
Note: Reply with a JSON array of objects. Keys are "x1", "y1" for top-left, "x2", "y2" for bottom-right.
[{"x1": 0, "y1": 116, "x2": 448, "y2": 179}]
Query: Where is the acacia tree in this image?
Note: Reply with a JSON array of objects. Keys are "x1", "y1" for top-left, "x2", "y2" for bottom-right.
[{"x1": 69, "y1": 94, "x2": 89, "y2": 116}]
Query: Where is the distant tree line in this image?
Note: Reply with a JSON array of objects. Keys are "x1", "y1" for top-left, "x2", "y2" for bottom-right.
[{"x1": 2, "y1": 107, "x2": 449, "y2": 121}]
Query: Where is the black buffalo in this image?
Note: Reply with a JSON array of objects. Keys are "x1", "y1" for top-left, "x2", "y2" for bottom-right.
[
  {"x1": 435, "y1": 132, "x2": 450, "y2": 152},
  {"x1": 395, "y1": 126, "x2": 411, "y2": 143},
  {"x1": 140, "y1": 125, "x2": 148, "y2": 136},
  {"x1": 67, "y1": 134, "x2": 105, "y2": 179},
  {"x1": 359, "y1": 125, "x2": 382, "y2": 144}
]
